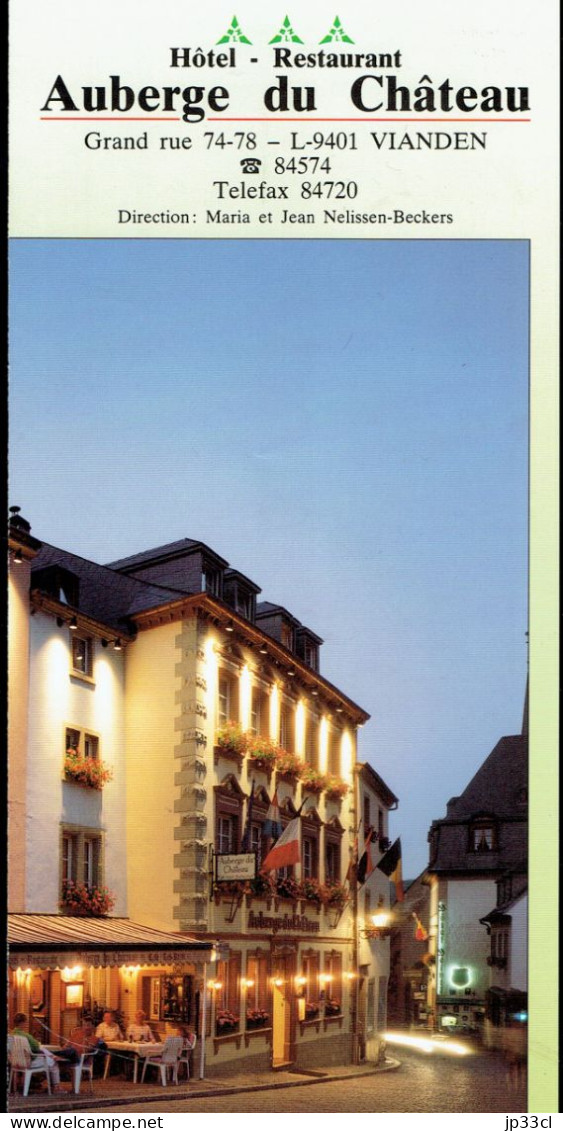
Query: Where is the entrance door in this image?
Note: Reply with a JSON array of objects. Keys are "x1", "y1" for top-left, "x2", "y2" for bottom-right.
[{"x1": 271, "y1": 947, "x2": 295, "y2": 1067}]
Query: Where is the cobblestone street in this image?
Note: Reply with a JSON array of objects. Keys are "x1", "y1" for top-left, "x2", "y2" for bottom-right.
[{"x1": 102, "y1": 1049, "x2": 526, "y2": 1114}]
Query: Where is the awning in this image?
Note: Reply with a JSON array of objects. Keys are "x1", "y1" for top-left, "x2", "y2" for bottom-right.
[{"x1": 8, "y1": 914, "x2": 216, "y2": 970}]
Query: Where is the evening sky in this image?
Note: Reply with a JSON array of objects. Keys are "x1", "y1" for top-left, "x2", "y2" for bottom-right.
[{"x1": 8, "y1": 238, "x2": 528, "y2": 877}]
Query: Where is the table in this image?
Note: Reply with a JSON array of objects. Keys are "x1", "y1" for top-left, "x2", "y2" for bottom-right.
[{"x1": 103, "y1": 1041, "x2": 164, "y2": 1083}]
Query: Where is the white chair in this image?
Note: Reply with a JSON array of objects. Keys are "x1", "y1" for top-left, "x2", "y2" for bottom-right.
[
  {"x1": 140, "y1": 1036, "x2": 183, "y2": 1086},
  {"x1": 8, "y1": 1035, "x2": 52, "y2": 1097},
  {"x1": 177, "y1": 1034, "x2": 197, "y2": 1081},
  {"x1": 70, "y1": 1051, "x2": 95, "y2": 1094}
]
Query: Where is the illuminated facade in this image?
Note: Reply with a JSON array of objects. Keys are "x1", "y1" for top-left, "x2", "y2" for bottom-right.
[
  {"x1": 8, "y1": 510, "x2": 399, "y2": 1075},
  {"x1": 424, "y1": 717, "x2": 527, "y2": 1035}
]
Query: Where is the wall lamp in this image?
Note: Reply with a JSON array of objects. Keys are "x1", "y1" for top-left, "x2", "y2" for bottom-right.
[
  {"x1": 259, "y1": 643, "x2": 268, "y2": 654},
  {"x1": 225, "y1": 620, "x2": 234, "y2": 633},
  {"x1": 69, "y1": 616, "x2": 78, "y2": 630},
  {"x1": 241, "y1": 978, "x2": 255, "y2": 990},
  {"x1": 208, "y1": 980, "x2": 223, "y2": 992},
  {"x1": 113, "y1": 638, "x2": 122, "y2": 651},
  {"x1": 13, "y1": 548, "x2": 23, "y2": 564},
  {"x1": 361, "y1": 909, "x2": 392, "y2": 940},
  {"x1": 287, "y1": 666, "x2": 295, "y2": 677}
]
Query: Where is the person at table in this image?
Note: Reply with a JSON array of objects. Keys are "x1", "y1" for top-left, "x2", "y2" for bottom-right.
[
  {"x1": 95, "y1": 1010, "x2": 123, "y2": 1043},
  {"x1": 64, "y1": 1020, "x2": 99, "y2": 1057},
  {"x1": 11, "y1": 1012, "x2": 66, "y2": 1093},
  {"x1": 126, "y1": 1010, "x2": 156, "y2": 1043}
]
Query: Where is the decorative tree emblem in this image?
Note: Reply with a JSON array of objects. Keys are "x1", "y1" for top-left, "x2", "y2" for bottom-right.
[
  {"x1": 217, "y1": 16, "x2": 252, "y2": 45},
  {"x1": 269, "y1": 16, "x2": 304, "y2": 44},
  {"x1": 319, "y1": 16, "x2": 354, "y2": 44}
]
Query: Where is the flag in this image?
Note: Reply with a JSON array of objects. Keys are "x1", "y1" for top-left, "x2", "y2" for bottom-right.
[
  {"x1": 376, "y1": 837, "x2": 404, "y2": 901},
  {"x1": 346, "y1": 834, "x2": 358, "y2": 885},
  {"x1": 261, "y1": 816, "x2": 301, "y2": 872},
  {"x1": 413, "y1": 913, "x2": 428, "y2": 942},
  {"x1": 262, "y1": 790, "x2": 282, "y2": 840},
  {"x1": 357, "y1": 827, "x2": 376, "y2": 886},
  {"x1": 240, "y1": 780, "x2": 255, "y2": 852}
]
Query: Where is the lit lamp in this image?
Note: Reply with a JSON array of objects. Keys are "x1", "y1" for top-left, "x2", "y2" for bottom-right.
[
  {"x1": 361, "y1": 905, "x2": 392, "y2": 940},
  {"x1": 208, "y1": 980, "x2": 223, "y2": 991},
  {"x1": 241, "y1": 978, "x2": 255, "y2": 990}
]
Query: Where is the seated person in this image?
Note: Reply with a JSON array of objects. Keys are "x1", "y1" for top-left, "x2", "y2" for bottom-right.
[
  {"x1": 11, "y1": 1012, "x2": 65, "y2": 1093},
  {"x1": 126, "y1": 1010, "x2": 156, "y2": 1043},
  {"x1": 64, "y1": 1020, "x2": 98, "y2": 1057},
  {"x1": 95, "y1": 1010, "x2": 123, "y2": 1043}
]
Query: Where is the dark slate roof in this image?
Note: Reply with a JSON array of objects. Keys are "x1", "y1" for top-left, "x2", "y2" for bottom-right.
[
  {"x1": 443, "y1": 735, "x2": 527, "y2": 820},
  {"x1": 106, "y1": 538, "x2": 228, "y2": 572},
  {"x1": 359, "y1": 762, "x2": 399, "y2": 809},
  {"x1": 31, "y1": 543, "x2": 190, "y2": 632},
  {"x1": 256, "y1": 601, "x2": 301, "y2": 626}
]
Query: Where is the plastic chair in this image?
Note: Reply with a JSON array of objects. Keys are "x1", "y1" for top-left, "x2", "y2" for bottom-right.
[
  {"x1": 8, "y1": 1035, "x2": 52, "y2": 1096},
  {"x1": 70, "y1": 1051, "x2": 95, "y2": 1094},
  {"x1": 178, "y1": 1034, "x2": 197, "y2": 1081},
  {"x1": 140, "y1": 1036, "x2": 183, "y2": 1086}
]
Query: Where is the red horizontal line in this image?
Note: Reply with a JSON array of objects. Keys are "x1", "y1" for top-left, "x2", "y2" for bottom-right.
[
  {"x1": 40, "y1": 116, "x2": 180, "y2": 122},
  {"x1": 208, "y1": 116, "x2": 531, "y2": 123}
]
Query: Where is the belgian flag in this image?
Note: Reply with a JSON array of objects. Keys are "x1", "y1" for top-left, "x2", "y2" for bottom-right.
[{"x1": 376, "y1": 837, "x2": 404, "y2": 901}]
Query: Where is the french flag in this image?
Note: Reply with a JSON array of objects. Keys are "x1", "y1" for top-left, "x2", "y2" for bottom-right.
[{"x1": 261, "y1": 816, "x2": 301, "y2": 872}]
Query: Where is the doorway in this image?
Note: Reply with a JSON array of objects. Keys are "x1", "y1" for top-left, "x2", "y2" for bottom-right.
[{"x1": 271, "y1": 945, "x2": 296, "y2": 1068}]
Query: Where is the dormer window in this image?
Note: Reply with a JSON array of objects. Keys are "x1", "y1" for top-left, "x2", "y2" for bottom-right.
[
  {"x1": 32, "y1": 564, "x2": 79, "y2": 607},
  {"x1": 202, "y1": 564, "x2": 221, "y2": 597},
  {"x1": 470, "y1": 819, "x2": 497, "y2": 852},
  {"x1": 280, "y1": 623, "x2": 294, "y2": 651}
]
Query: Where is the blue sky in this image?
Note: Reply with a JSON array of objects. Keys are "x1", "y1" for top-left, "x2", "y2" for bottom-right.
[{"x1": 9, "y1": 238, "x2": 528, "y2": 876}]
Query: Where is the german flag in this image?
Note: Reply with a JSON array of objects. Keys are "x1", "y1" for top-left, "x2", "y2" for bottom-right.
[{"x1": 376, "y1": 837, "x2": 404, "y2": 901}]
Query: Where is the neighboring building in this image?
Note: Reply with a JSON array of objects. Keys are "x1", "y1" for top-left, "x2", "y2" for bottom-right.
[
  {"x1": 387, "y1": 874, "x2": 432, "y2": 1029},
  {"x1": 356, "y1": 764, "x2": 398, "y2": 1060},
  {"x1": 8, "y1": 509, "x2": 398, "y2": 1075},
  {"x1": 424, "y1": 713, "x2": 527, "y2": 1035},
  {"x1": 480, "y1": 866, "x2": 528, "y2": 1051}
]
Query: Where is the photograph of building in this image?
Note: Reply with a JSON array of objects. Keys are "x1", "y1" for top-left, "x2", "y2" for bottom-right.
[
  {"x1": 7, "y1": 238, "x2": 531, "y2": 1109},
  {"x1": 8, "y1": 507, "x2": 399, "y2": 1076}
]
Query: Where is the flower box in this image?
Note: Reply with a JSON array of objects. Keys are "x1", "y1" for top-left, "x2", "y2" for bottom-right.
[
  {"x1": 322, "y1": 881, "x2": 349, "y2": 910},
  {"x1": 300, "y1": 766, "x2": 328, "y2": 795},
  {"x1": 215, "y1": 722, "x2": 248, "y2": 763},
  {"x1": 301, "y1": 878, "x2": 324, "y2": 906},
  {"x1": 215, "y1": 1010, "x2": 239, "y2": 1036},
  {"x1": 61, "y1": 880, "x2": 115, "y2": 917},
  {"x1": 324, "y1": 999, "x2": 341, "y2": 1017},
  {"x1": 246, "y1": 1011, "x2": 269, "y2": 1030},
  {"x1": 324, "y1": 775, "x2": 349, "y2": 801},
  {"x1": 64, "y1": 749, "x2": 112, "y2": 790},
  {"x1": 247, "y1": 736, "x2": 279, "y2": 772},
  {"x1": 274, "y1": 749, "x2": 303, "y2": 781}
]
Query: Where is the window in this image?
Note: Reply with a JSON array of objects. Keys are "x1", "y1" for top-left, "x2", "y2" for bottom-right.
[
  {"x1": 301, "y1": 951, "x2": 320, "y2": 1016},
  {"x1": 378, "y1": 808, "x2": 385, "y2": 840},
  {"x1": 470, "y1": 820, "x2": 497, "y2": 852},
  {"x1": 83, "y1": 837, "x2": 100, "y2": 886},
  {"x1": 251, "y1": 687, "x2": 269, "y2": 737},
  {"x1": 216, "y1": 952, "x2": 241, "y2": 1033},
  {"x1": 303, "y1": 837, "x2": 316, "y2": 879},
  {"x1": 279, "y1": 703, "x2": 294, "y2": 751},
  {"x1": 324, "y1": 952, "x2": 343, "y2": 1008},
  {"x1": 301, "y1": 810, "x2": 321, "y2": 880},
  {"x1": 245, "y1": 952, "x2": 269, "y2": 1018},
  {"x1": 363, "y1": 796, "x2": 371, "y2": 836},
  {"x1": 327, "y1": 727, "x2": 341, "y2": 775},
  {"x1": 215, "y1": 776, "x2": 244, "y2": 855},
  {"x1": 280, "y1": 623, "x2": 294, "y2": 651},
  {"x1": 71, "y1": 634, "x2": 93, "y2": 677},
  {"x1": 62, "y1": 833, "x2": 77, "y2": 883},
  {"x1": 218, "y1": 815, "x2": 237, "y2": 854},
  {"x1": 325, "y1": 819, "x2": 343, "y2": 883},
  {"x1": 202, "y1": 564, "x2": 222, "y2": 597},
  {"x1": 306, "y1": 716, "x2": 319, "y2": 768},
  {"x1": 60, "y1": 827, "x2": 103, "y2": 894},
  {"x1": 217, "y1": 671, "x2": 239, "y2": 726},
  {"x1": 65, "y1": 726, "x2": 100, "y2": 761}
]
